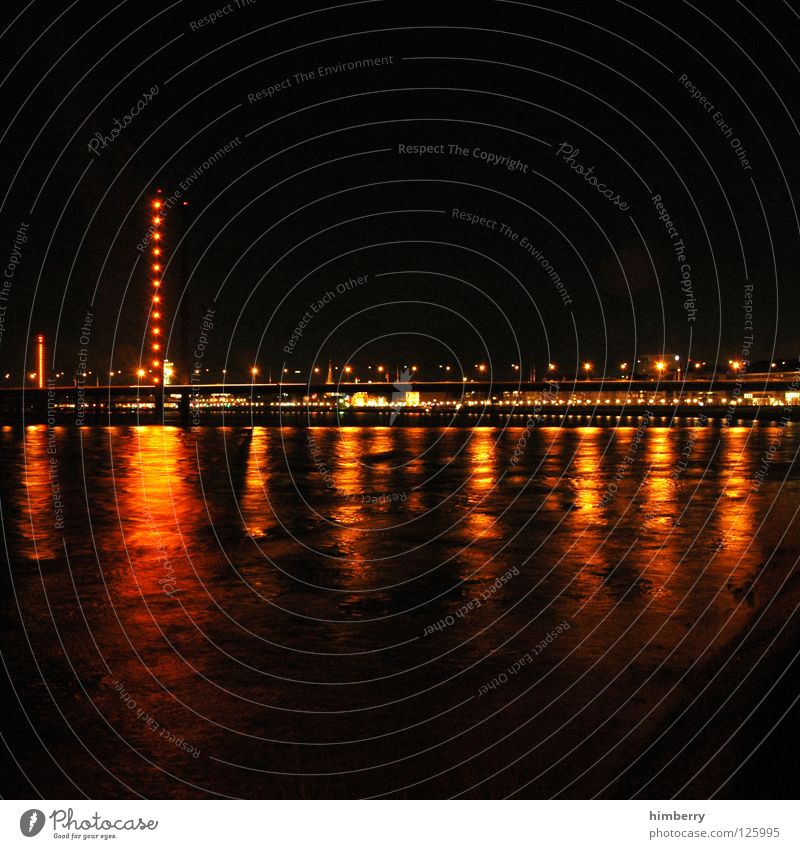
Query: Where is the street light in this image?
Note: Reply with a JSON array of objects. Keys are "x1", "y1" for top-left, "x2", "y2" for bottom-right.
[{"x1": 583, "y1": 362, "x2": 592, "y2": 378}]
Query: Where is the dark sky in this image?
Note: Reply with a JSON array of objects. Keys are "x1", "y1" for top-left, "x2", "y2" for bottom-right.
[{"x1": 1, "y1": 0, "x2": 799, "y2": 382}]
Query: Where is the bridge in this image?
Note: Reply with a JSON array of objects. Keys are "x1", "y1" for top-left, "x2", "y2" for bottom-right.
[{"x1": 3, "y1": 378, "x2": 799, "y2": 425}]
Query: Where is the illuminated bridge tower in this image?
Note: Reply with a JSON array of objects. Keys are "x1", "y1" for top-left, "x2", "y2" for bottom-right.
[
  {"x1": 143, "y1": 190, "x2": 168, "y2": 386},
  {"x1": 36, "y1": 334, "x2": 45, "y2": 388},
  {"x1": 140, "y1": 188, "x2": 192, "y2": 391}
]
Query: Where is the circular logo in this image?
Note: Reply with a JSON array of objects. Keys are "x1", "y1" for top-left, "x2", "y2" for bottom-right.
[{"x1": 19, "y1": 810, "x2": 46, "y2": 837}]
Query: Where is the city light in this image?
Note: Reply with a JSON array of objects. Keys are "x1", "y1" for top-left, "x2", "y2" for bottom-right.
[{"x1": 656, "y1": 361, "x2": 666, "y2": 372}]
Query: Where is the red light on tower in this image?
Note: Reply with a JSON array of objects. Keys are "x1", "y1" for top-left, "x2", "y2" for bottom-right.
[{"x1": 37, "y1": 334, "x2": 45, "y2": 388}]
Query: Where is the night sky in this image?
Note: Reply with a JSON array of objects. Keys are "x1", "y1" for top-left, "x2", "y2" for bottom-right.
[{"x1": 2, "y1": 0, "x2": 798, "y2": 383}]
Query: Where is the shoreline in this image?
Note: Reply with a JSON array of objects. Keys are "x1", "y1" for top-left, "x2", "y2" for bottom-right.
[{"x1": 4, "y1": 405, "x2": 800, "y2": 427}]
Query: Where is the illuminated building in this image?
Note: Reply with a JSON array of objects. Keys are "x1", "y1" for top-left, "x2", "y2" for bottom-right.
[{"x1": 636, "y1": 354, "x2": 680, "y2": 377}]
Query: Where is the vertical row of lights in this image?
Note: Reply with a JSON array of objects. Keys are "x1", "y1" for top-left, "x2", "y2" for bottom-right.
[
  {"x1": 149, "y1": 191, "x2": 163, "y2": 384},
  {"x1": 37, "y1": 334, "x2": 44, "y2": 388}
]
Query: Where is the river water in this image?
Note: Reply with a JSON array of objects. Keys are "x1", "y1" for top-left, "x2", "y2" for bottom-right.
[{"x1": 2, "y1": 422, "x2": 798, "y2": 798}]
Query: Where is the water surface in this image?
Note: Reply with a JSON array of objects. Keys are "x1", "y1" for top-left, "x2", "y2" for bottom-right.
[{"x1": 2, "y1": 423, "x2": 798, "y2": 798}]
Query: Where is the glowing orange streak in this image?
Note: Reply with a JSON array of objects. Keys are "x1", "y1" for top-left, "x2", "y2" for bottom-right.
[{"x1": 37, "y1": 335, "x2": 44, "y2": 388}]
